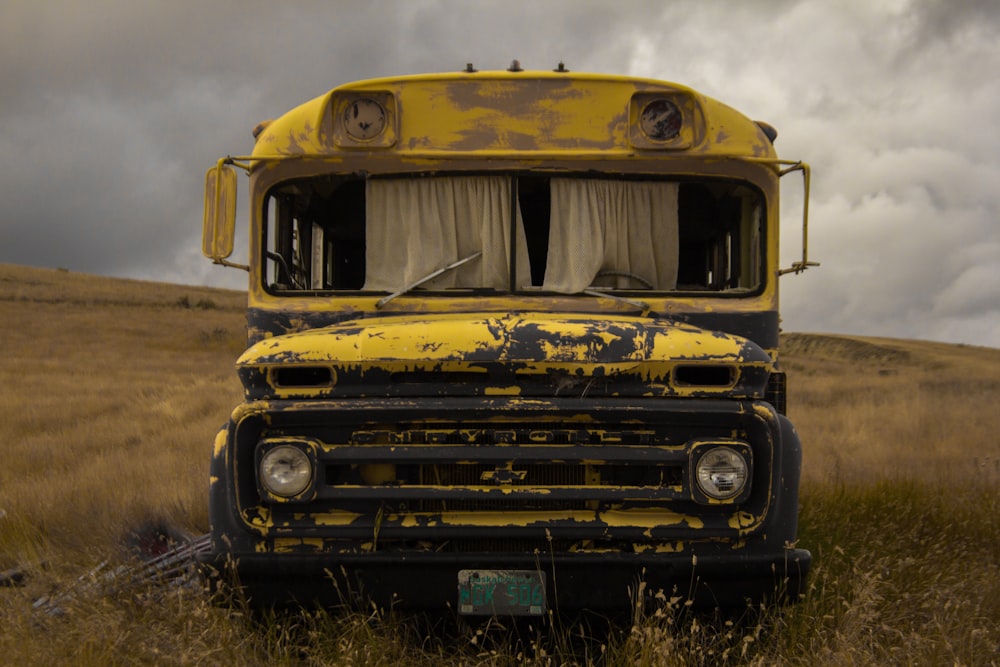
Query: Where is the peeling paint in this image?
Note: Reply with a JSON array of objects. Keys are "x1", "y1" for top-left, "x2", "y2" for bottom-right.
[
  {"x1": 234, "y1": 312, "x2": 774, "y2": 402},
  {"x1": 212, "y1": 428, "x2": 227, "y2": 459},
  {"x1": 728, "y1": 511, "x2": 757, "y2": 531},
  {"x1": 307, "y1": 510, "x2": 365, "y2": 526},
  {"x1": 633, "y1": 541, "x2": 687, "y2": 554}
]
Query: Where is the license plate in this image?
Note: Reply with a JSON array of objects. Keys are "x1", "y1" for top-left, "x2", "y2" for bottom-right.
[{"x1": 457, "y1": 569, "x2": 546, "y2": 616}]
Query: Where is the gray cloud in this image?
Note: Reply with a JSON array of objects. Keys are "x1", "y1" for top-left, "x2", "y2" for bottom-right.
[{"x1": 2, "y1": 0, "x2": 999, "y2": 347}]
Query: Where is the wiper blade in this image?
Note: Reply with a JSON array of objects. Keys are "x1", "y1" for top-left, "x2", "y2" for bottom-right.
[
  {"x1": 376, "y1": 252, "x2": 482, "y2": 308},
  {"x1": 582, "y1": 289, "x2": 651, "y2": 316}
]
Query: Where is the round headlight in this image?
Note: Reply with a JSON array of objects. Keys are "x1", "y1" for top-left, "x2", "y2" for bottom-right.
[
  {"x1": 695, "y1": 446, "x2": 748, "y2": 500},
  {"x1": 260, "y1": 445, "x2": 313, "y2": 498}
]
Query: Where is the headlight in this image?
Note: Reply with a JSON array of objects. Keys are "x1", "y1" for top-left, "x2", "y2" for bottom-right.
[
  {"x1": 695, "y1": 446, "x2": 749, "y2": 500},
  {"x1": 259, "y1": 445, "x2": 313, "y2": 498}
]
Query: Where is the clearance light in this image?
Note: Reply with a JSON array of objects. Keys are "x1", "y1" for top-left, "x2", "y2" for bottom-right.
[
  {"x1": 343, "y1": 98, "x2": 387, "y2": 140},
  {"x1": 639, "y1": 98, "x2": 683, "y2": 141},
  {"x1": 260, "y1": 444, "x2": 313, "y2": 498},
  {"x1": 694, "y1": 446, "x2": 749, "y2": 500}
]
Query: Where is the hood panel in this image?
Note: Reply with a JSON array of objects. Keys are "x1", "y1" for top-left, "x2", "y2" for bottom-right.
[{"x1": 237, "y1": 313, "x2": 773, "y2": 400}]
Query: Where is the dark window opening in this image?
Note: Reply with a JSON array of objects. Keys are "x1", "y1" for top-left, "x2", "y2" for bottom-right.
[
  {"x1": 673, "y1": 365, "x2": 735, "y2": 387},
  {"x1": 263, "y1": 174, "x2": 763, "y2": 295},
  {"x1": 273, "y1": 366, "x2": 334, "y2": 388},
  {"x1": 517, "y1": 175, "x2": 552, "y2": 287}
]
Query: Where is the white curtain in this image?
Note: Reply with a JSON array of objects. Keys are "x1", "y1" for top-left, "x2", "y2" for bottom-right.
[
  {"x1": 542, "y1": 179, "x2": 679, "y2": 292},
  {"x1": 364, "y1": 176, "x2": 529, "y2": 291}
]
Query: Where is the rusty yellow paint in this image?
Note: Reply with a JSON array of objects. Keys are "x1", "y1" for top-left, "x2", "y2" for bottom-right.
[
  {"x1": 728, "y1": 511, "x2": 758, "y2": 531},
  {"x1": 632, "y1": 541, "x2": 687, "y2": 554},
  {"x1": 247, "y1": 291, "x2": 779, "y2": 339},
  {"x1": 272, "y1": 537, "x2": 326, "y2": 553},
  {"x1": 212, "y1": 428, "x2": 227, "y2": 459},
  {"x1": 401, "y1": 514, "x2": 434, "y2": 528},
  {"x1": 302, "y1": 510, "x2": 365, "y2": 527},
  {"x1": 599, "y1": 509, "x2": 704, "y2": 530},
  {"x1": 251, "y1": 71, "x2": 776, "y2": 161},
  {"x1": 484, "y1": 386, "x2": 522, "y2": 396},
  {"x1": 247, "y1": 507, "x2": 270, "y2": 527},
  {"x1": 752, "y1": 402, "x2": 781, "y2": 422},
  {"x1": 417, "y1": 509, "x2": 705, "y2": 529},
  {"x1": 243, "y1": 508, "x2": 704, "y2": 531},
  {"x1": 237, "y1": 312, "x2": 773, "y2": 391}
]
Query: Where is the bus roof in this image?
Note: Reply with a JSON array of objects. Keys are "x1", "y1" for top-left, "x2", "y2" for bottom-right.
[{"x1": 249, "y1": 70, "x2": 778, "y2": 163}]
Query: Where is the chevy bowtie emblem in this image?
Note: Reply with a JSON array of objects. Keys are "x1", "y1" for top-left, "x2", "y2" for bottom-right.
[{"x1": 481, "y1": 465, "x2": 528, "y2": 485}]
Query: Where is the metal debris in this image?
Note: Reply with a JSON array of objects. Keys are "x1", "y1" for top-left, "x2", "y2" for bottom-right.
[{"x1": 32, "y1": 533, "x2": 210, "y2": 616}]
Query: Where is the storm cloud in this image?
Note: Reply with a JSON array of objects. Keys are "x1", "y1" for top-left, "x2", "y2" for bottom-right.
[{"x1": 2, "y1": 0, "x2": 998, "y2": 346}]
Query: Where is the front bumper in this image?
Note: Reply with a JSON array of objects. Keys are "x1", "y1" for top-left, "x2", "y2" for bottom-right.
[{"x1": 201, "y1": 547, "x2": 812, "y2": 612}]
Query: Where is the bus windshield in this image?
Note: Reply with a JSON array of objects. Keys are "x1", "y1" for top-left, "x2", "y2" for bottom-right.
[{"x1": 263, "y1": 173, "x2": 763, "y2": 295}]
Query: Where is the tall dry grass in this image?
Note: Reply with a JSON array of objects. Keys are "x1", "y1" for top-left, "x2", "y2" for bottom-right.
[
  {"x1": 0, "y1": 265, "x2": 997, "y2": 665},
  {"x1": 779, "y1": 333, "x2": 1000, "y2": 666},
  {"x1": 783, "y1": 333, "x2": 1000, "y2": 486},
  {"x1": 0, "y1": 265, "x2": 244, "y2": 569}
]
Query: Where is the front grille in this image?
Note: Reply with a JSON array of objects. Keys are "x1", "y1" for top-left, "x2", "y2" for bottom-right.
[
  {"x1": 419, "y1": 463, "x2": 588, "y2": 486},
  {"x1": 319, "y1": 441, "x2": 687, "y2": 505},
  {"x1": 240, "y1": 398, "x2": 774, "y2": 544},
  {"x1": 258, "y1": 420, "x2": 732, "y2": 514},
  {"x1": 414, "y1": 462, "x2": 594, "y2": 511}
]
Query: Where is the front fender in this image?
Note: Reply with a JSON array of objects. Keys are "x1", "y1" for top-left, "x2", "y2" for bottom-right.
[
  {"x1": 206, "y1": 422, "x2": 256, "y2": 555},
  {"x1": 766, "y1": 413, "x2": 803, "y2": 547}
]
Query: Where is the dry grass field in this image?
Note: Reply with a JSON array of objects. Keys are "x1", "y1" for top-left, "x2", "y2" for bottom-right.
[{"x1": 0, "y1": 263, "x2": 997, "y2": 666}]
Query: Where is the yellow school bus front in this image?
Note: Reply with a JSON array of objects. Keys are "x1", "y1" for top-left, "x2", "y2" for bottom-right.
[{"x1": 200, "y1": 69, "x2": 811, "y2": 614}]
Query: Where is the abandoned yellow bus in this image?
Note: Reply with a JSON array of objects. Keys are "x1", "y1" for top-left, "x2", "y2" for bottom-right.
[{"x1": 200, "y1": 63, "x2": 815, "y2": 614}]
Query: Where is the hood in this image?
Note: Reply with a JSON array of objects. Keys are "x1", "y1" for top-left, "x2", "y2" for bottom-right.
[{"x1": 236, "y1": 312, "x2": 774, "y2": 400}]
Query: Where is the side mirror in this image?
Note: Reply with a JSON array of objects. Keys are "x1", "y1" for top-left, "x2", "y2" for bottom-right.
[
  {"x1": 202, "y1": 163, "x2": 238, "y2": 261},
  {"x1": 778, "y1": 161, "x2": 820, "y2": 276}
]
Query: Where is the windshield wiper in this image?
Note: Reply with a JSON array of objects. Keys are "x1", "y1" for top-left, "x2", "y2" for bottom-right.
[
  {"x1": 376, "y1": 252, "x2": 482, "y2": 308},
  {"x1": 582, "y1": 289, "x2": 651, "y2": 316}
]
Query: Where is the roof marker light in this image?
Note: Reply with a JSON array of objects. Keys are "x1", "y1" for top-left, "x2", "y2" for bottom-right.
[
  {"x1": 343, "y1": 98, "x2": 386, "y2": 141},
  {"x1": 756, "y1": 121, "x2": 778, "y2": 143},
  {"x1": 639, "y1": 99, "x2": 683, "y2": 141}
]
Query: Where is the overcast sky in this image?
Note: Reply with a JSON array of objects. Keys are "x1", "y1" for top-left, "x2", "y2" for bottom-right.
[{"x1": 2, "y1": 0, "x2": 999, "y2": 347}]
